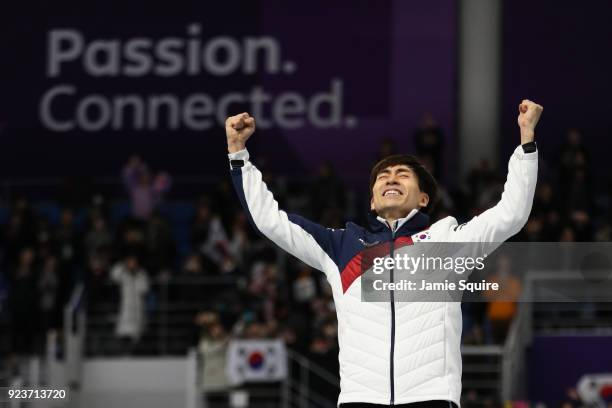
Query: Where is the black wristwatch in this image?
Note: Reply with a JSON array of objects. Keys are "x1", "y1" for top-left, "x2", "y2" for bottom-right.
[
  {"x1": 230, "y1": 159, "x2": 245, "y2": 169},
  {"x1": 521, "y1": 141, "x2": 537, "y2": 153}
]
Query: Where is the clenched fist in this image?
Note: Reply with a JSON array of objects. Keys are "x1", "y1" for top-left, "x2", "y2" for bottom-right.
[
  {"x1": 517, "y1": 99, "x2": 543, "y2": 144},
  {"x1": 226, "y1": 112, "x2": 256, "y2": 153}
]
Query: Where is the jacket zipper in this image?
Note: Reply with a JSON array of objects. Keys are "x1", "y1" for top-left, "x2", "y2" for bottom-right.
[{"x1": 389, "y1": 222, "x2": 397, "y2": 406}]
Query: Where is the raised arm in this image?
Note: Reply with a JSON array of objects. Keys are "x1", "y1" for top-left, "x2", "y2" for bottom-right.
[
  {"x1": 449, "y1": 100, "x2": 543, "y2": 244},
  {"x1": 225, "y1": 113, "x2": 343, "y2": 274}
]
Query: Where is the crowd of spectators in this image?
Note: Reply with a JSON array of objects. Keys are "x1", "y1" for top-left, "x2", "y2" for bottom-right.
[{"x1": 0, "y1": 123, "x2": 610, "y2": 385}]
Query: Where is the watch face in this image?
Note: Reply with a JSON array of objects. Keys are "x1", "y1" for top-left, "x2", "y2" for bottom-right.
[
  {"x1": 523, "y1": 142, "x2": 537, "y2": 153},
  {"x1": 231, "y1": 160, "x2": 245, "y2": 168}
]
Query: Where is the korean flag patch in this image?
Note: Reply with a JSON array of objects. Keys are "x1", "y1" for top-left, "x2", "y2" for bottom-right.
[{"x1": 412, "y1": 230, "x2": 431, "y2": 242}]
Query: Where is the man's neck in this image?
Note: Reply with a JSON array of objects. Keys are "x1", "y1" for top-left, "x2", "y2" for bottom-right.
[{"x1": 377, "y1": 208, "x2": 419, "y2": 230}]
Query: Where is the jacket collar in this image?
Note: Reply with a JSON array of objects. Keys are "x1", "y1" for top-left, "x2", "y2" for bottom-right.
[{"x1": 366, "y1": 209, "x2": 430, "y2": 235}]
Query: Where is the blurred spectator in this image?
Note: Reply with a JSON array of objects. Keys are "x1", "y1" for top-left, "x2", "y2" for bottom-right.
[
  {"x1": 557, "y1": 129, "x2": 595, "y2": 231},
  {"x1": 564, "y1": 167, "x2": 594, "y2": 216},
  {"x1": 533, "y1": 181, "x2": 558, "y2": 216},
  {"x1": 212, "y1": 179, "x2": 243, "y2": 227},
  {"x1": 191, "y1": 198, "x2": 234, "y2": 273},
  {"x1": 568, "y1": 210, "x2": 593, "y2": 242},
  {"x1": 531, "y1": 182, "x2": 561, "y2": 240},
  {"x1": 38, "y1": 256, "x2": 60, "y2": 334},
  {"x1": 85, "y1": 213, "x2": 113, "y2": 260},
  {"x1": 471, "y1": 167, "x2": 504, "y2": 211},
  {"x1": 111, "y1": 255, "x2": 150, "y2": 352},
  {"x1": 292, "y1": 266, "x2": 317, "y2": 304},
  {"x1": 466, "y1": 159, "x2": 494, "y2": 196},
  {"x1": 54, "y1": 208, "x2": 82, "y2": 279},
  {"x1": 122, "y1": 155, "x2": 172, "y2": 220},
  {"x1": 177, "y1": 253, "x2": 210, "y2": 308},
  {"x1": 198, "y1": 319, "x2": 230, "y2": 405},
  {"x1": 118, "y1": 221, "x2": 147, "y2": 260},
  {"x1": 35, "y1": 218, "x2": 55, "y2": 260},
  {"x1": 430, "y1": 185, "x2": 454, "y2": 219},
  {"x1": 320, "y1": 207, "x2": 345, "y2": 230},
  {"x1": 376, "y1": 137, "x2": 398, "y2": 162},
  {"x1": 308, "y1": 331, "x2": 340, "y2": 402},
  {"x1": 12, "y1": 197, "x2": 37, "y2": 232},
  {"x1": 484, "y1": 254, "x2": 521, "y2": 344},
  {"x1": 86, "y1": 253, "x2": 110, "y2": 308},
  {"x1": 594, "y1": 222, "x2": 611, "y2": 242},
  {"x1": 414, "y1": 112, "x2": 445, "y2": 179},
  {"x1": 0, "y1": 263, "x2": 8, "y2": 315},
  {"x1": 182, "y1": 253, "x2": 205, "y2": 276},
  {"x1": 462, "y1": 389, "x2": 480, "y2": 408},
  {"x1": 8, "y1": 248, "x2": 38, "y2": 356},
  {"x1": 2, "y1": 197, "x2": 37, "y2": 266},
  {"x1": 310, "y1": 295, "x2": 336, "y2": 332},
  {"x1": 559, "y1": 128, "x2": 590, "y2": 180},
  {"x1": 226, "y1": 212, "x2": 252, "y2": 270},
  {"x1": 559, "y1": 225, "x2": 576, "y2": 242},
  {"x1": 145, "y1": 212, "x2": 176, "y2": 275},
  {"x1": 310, "y1": 162, "x2": 346, "y2": 221},
  {"x1": 522, "y1": 216, "x2": 545, "y2": 242},
  {"x1": 461, "y1": 302, "x2": 486, "y2": 345},
  {"x1": 564, "y1": 387, "x2": 581, "y2": 408},
  {"x1": 245, "y1": 261, "x2": 284, "y2": 327},
  {"x1": 461, "y1": 270, "x2": 487, "y2": 345}
]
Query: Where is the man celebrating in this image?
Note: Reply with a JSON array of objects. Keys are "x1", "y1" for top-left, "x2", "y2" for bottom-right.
[{"x1": 226, "y1": 100, "x2": 542, "y2": 407}]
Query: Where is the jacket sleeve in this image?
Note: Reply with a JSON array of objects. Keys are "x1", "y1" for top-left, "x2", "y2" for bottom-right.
[
  {"x1": 448, "y1": 144, "x2": 538, "y2": 244},
  {"x1": 228, "y1": 148, "x2": 343, "y2": 274}
]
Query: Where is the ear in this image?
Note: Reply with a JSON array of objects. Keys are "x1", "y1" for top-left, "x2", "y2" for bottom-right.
[
  {"x1": 370, "y1": 196, "x2": 375, "y2": 211},
  {"x1": 418, "y1": 192, "x2": 430, "y2": 209}
]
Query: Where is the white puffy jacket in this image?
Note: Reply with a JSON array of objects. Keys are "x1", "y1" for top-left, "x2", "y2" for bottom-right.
[{"x1": 228, "y1": 144, "x2": 538, "y2": 406}]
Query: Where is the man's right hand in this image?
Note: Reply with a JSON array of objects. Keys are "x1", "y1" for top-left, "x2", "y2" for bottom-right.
[{"x1": 226, "y1": 112, "x2": 256, "y2": 153}]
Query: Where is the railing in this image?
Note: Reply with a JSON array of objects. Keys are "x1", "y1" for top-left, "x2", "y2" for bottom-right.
[
  {"x1": 86, "y1": 276, "x2": 241, "y2": 356},
  {"x1": 461, "y1": 344, "x2": 503, "y2": 399},
  {"x1": 286, "y1": 350, "x2": 339, "y2": 408},
  {"x1": 85, "y1": 274, "x2": 341, "y2": 407},
  {"x1": 501, "y1": 282, "x2": 533, "y2": 401},
  {"x1": 500, "y1": 269, "x2": 612, "y2": 402},
  {"x1": 189, "y1": 346, "x2": 339, "y2": 408},
  {"x1": 0, "y1": 284, "x2": 85, "y2": 408},
  {"x1": 64, "y1": 283, "x2": 86, "y2": 387},
  {"x1": 7, "y1": 358, "x2": 42, "y2": 408},
  {"x1": 42, "y1": 271, "x2": 607, "y2": 406}
]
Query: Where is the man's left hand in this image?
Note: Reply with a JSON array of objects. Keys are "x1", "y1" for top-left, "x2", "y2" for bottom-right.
[{"x1": 517, "y1": 99, "x2": 543, "y2": 144}]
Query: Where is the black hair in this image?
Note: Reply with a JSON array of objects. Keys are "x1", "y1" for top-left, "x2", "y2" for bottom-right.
[{"x1": 369, "y1": 154, "x2": 438, "y2": 214}]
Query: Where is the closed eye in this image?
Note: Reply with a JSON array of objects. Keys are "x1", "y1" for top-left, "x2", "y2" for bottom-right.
[{"x1": 396, "y1": 169, "x2": 412, "y2": 178}]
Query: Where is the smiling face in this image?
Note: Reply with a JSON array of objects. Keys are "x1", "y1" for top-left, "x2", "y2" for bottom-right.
[{"x1": 370, "y1": 164, "x2": 430, "y2": 220}]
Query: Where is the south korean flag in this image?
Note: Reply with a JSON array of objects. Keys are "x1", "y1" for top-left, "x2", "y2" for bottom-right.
[{"x1": 226, "y1": 339, "x2": 288, "y2": 385}]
